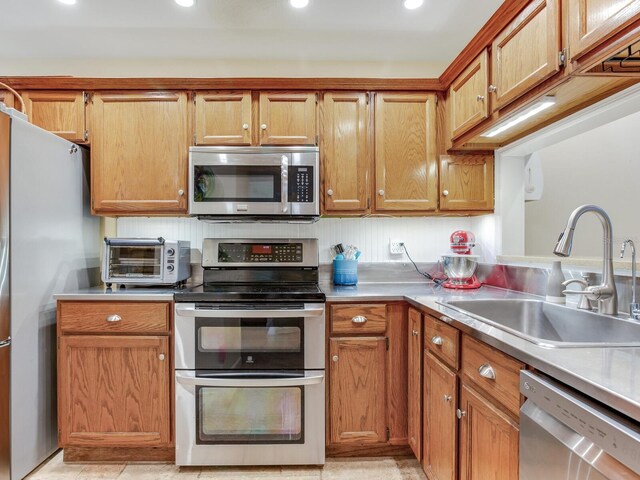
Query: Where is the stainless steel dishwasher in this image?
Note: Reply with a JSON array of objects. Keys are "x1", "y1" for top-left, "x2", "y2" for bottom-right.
[{"x1": 520, "y1": 371, "x2": 640, "y2": 479}]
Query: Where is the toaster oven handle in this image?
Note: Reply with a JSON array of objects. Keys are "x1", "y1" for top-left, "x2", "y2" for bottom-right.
[
  {"x1": 176, "y1": 370, "x2": 324, "y2": 388},
  {"x1": 281, "y1": 155, "x2": 289, "y2": 213},
  {"x1": 175, "y1": 305, "x2": 325, "y2": 318},
  {"x1": 104, "y1": 237, "x2": 165, "y2": 246}
]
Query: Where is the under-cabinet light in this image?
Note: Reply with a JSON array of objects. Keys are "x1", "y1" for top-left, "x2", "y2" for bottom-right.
[
  {"x1": 57, "y1": 0, "x2": 77, "y2": 5},
  {"x1": 403, "y1": 0, "x2": 424, "y2": 10},
  {"x1": 290, "y1": 0, "x2": 309, "y2": 8},
  {"x1": 175, "y1": 0, "x2": 195, "y2": 7},
  {"x1": 481, "y1": 96, "x2": 556, "y2": 138}
]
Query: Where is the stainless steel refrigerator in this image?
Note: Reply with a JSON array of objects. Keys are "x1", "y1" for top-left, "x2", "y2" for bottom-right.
[{"x1": 0, "y1": 105, "x2": 100, "y2": 479}]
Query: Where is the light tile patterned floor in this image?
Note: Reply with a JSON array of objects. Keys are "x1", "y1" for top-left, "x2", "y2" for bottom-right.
[{"x1": 25, "y1": 451, "x2": 428, "y2": 480}]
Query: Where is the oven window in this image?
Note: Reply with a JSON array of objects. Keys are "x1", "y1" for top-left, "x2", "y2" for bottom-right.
[
  {"x1": 196, "y1": 386, "x2": 304, "y2": 444},
  {"x1": 199, "y1": 325, "x2": 301, "y2": 352},
  {"x1": 193, "y1": 165, "x2": 281, "y2": 203},
  {"x1": 108, "y1": 246, "x2": 162, "y2": 278}
]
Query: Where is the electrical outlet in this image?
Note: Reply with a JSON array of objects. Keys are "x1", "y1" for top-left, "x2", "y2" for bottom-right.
[{"x1": 390, "y1": 239, "x2": 405, "y2": 255}]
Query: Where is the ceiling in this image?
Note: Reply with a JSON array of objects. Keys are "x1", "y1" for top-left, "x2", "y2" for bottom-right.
[{"x1": 0, "y1": 0, "x2": 503, "y2": 75}]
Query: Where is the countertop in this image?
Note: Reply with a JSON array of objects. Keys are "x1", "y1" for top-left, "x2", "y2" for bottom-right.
[{"x1": 57, "y1": 281, "x2": 640, "y2": 423}]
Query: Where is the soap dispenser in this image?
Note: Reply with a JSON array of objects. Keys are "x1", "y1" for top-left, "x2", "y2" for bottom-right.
[{"x1": 546, "y1": 261, "x2": 566, "y2": 304}]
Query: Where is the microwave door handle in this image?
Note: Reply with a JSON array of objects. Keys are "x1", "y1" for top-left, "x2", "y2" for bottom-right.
[
  {"x1": 281, "y1": 155, "x2": 289, "y2": 213},
  {"x1": 175, "y1": 305, "x2": 325, "y2": 318},
  {"x1": 176, "y1": 371, "x2": 324, "y2": 388}
]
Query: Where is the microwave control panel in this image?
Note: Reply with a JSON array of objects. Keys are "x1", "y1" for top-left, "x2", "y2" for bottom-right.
[
  {"x1": 289, "y1": 166, "x2": 314, "y2": 203},
  {"x1": 218, "y1": 242, "x2": 303, "y2": 263}
]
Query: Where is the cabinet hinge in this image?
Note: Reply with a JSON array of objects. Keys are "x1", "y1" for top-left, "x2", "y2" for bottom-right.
[
  {"x1": 385, "y1": 337, "x2": 389, "y2": 351},
  {"x1": 367, "y1": 198, "x2": 370, "y2": 210},
  {"x1": 83, "y1": 92, "x2": 90, "y2": 104},
  {"x1": 193, "y1": 92, "x2": 197, "y2": 104},
  {"x1": 315, "y1": 92, "x2": 319, "y2": 104},
  {"x1": 193, "y1": 134, "x2": 196, "y2": 145},
  {"x1": 315, "y1": 134, "x2": 319, "y2": 145},
  {"x1": 366, "y1": 92, "x2": 370, "y2": 105},
  {"x1": 83, "y1": 130, "x2": 89, "y2": 142},
  {"x1": 386, "y1": 427, "x2": 390, "y2": 441},
  {"x1": 559, "y1": 49, "x2": 568, "y2": 68},
  {"x1": 435, "y1": 95, "x2": 438, "y2": 105}
]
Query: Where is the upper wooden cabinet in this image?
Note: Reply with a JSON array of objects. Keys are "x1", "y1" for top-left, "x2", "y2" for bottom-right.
[
  {"x1": 374, "y1": 93, "x2": 438, "y2": 212},
  {"x1": 259, "y1": 91, "x2": 317, "y2": 145},
  {"x1": 0, "y1": 91, "x2": 15, "y2": 109},
  {"x1": 194, "y1": 91, "x2": 252, "y2": 145},
  {"x1": 407, "y1": 308, "x2": 423, "y2": 460},
  {"x1": 440, "y1": 155, "x2": 494, "y2": 211},
  {"x1": 449, "y1": 50, "x2": 490, "y2": 139},
  {"x1": 321, "y1": 92, "x2": 370, "y2": 214},
  {"x1": 567, "y1": 0, "x2": 640, "y2": 61},
  {"x1": 490, "y1": 0, "x2": 562, "y2": 111},
  {"x1": 22, "y1": 91, "x2": 87, "y2": 143},
  {"x1": 90, "y1": 91, "x2": 189, "y2": 215}
]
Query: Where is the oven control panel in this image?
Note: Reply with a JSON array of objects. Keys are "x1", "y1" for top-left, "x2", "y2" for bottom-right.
[{"x1": 218, "y1": 242, "x2": 303, "y2": 263}]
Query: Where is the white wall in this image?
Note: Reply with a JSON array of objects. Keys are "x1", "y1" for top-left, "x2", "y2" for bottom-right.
[{"x1": 116, "y1": 216, "x2": 489, "y2": 264}]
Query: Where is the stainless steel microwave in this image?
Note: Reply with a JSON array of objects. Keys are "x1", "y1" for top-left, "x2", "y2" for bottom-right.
[{"x1": 189, "y1": 146, "x2": 319, "y2": 222}]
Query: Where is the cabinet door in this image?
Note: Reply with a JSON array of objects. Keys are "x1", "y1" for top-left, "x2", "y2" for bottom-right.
[
  {"x1": 58, "y1": 335, "x2": 171, "y2": 447},
  {"x1": 440, "y1": 155, "x2": 494, "y2": 211},
  {"x1": 568, "y1": 0, "x2": 640, "y2": 61},
  {"x1": 259, "y1": 92, "x2": 317, "y2": 145},
  {"x1": 491, "y1": 0, "x2": 561, "y2": 111},
  {"x1": 322, "y1": 92, "x2": 370, "y2": 214},
  {"x1": 450, "y1": 50, "x2": 490, "y2": 139},
  {"x1": 0, "y1": 91, "x2": 15, "y2": 109},
  {"x1": 407, "y1": 308, "x2": 422, "y2": 459},
  {"x1": 194, "y1": 91, "x2": 252, "y2": 145},
  {"x1": 329, "y1": 336, "x2": 387, "y2": 444},
  {"x1": 459, "y1": 383, "x2": 519, "y2": 480},
  {"x1": 423, "y1": 351, "x2": 457, "y2": 480},
  {"x1": 374, "y1": 93, "x2": 438, "y2": 211},
  {"x1": 22, "y1": 91, "x2": 86, "y2": 142},
  {"x1": 91, "y1": 91, "x2": 189, "y2": 215}
]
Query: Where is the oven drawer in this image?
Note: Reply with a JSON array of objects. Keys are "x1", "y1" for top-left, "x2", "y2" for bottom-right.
[
  {"x1": 330, "y1": 304, "x2": 387, "y2": 334},
  {"x1": 58, "y1": 301, "x2": 170, "y2": 334}
]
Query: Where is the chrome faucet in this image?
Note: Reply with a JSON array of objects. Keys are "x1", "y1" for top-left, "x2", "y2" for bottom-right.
[
  {"x1": 620, "y1": 239, "x2": 640, "y2": 320},
  {"x1": 553, "y1": 205, "x2": 618, "y2": 315}
]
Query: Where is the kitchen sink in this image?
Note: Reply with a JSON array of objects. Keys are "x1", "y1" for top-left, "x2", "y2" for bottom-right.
[{"x1": 439, "y1": 299, "x2": 640, "y2": 348}]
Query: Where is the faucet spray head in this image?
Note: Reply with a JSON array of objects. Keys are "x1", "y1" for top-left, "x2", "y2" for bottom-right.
[{"x1": 554, "y1": 228, "x2": 574, "y2": 257}]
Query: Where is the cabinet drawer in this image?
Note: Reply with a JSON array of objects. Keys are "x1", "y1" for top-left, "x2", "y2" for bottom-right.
[
  {"x1": 331, "y1": 304, "x2": 387, "y2": 334},
  {"x1": 58, "y1": 302, "x2": 170, "y2": 334},
  {"x1": 424, "y1": 315, "x2": 459, "y2": 370},
  {"x1": 460, "y1": 335, "x2": 524, "y2": 415}
]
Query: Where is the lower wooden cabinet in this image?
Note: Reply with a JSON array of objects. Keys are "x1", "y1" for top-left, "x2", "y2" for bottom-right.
[
  {"x1": 458, "y1": 383, "x2": 519, "y2": 480},
  {"x1": 407, "y1": 307, "x2": 423, "y2": 459},
  {"x1": 329, "y1": 336, "x2": 387, "y2": 444},
  {"x1": 422, "y1": 351, "x2": 458, "y2": 480}
]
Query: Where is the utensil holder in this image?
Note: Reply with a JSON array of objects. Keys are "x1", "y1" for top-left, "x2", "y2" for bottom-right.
[{"x1": 333, "y1": 259, "x2": 358, "y2": 285}]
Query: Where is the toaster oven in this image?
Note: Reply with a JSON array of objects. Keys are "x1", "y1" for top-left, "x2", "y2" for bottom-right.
[{"x1": 102, "y1": 238, "x2": 191, "y2": 287}]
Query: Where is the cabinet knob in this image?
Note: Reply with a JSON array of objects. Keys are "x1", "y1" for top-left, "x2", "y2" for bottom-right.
[
  {"x1": 476, "y1": 95, "x2": 485, "y2": 101},
  {"x1": 242, "y1": 123, "x2": 249, "y2": 130},
  {"x1": 442, "y1": 190, "x2": 449, "y2": 197},
  {"x1": 478, "y1": 363, "x2": 496, "y2": 380},
  {"x1": 351, "y1": 315, "x2": 367, "y2": 324},
  {"x1": 378, "y1": 189, "x2": 385, "y2": 196},
  {"x1": 261, "y1": 124, "x2": 267, "y2": 130},
  {"x1": 178, "y1": 189, "x2": 185, "y2": 197},
  {"x1": 332, "y1": 355, "x2": 339, "y2": 362},
  {"x1": 106, "y1": 314, "x2": 121, "y2": 323},
  {"x1": 327, "y1": 189, "x2": 334, "y2": 196},
  {"x1": 443, "y1": 394, "x2": 452, "y2": 402},
  {"x1": 159, "y1": 354, "x2": 165, "y2": 361},
  {"x1": 456, "y1": 409, "x2": 466, "y2": 419},
  {"x1": 431, "y1": 335, "x2": 443, "y2": 346},
  {"x1": 488, "y1": 85, "x2": 497, "y2": 93},
  {"x1": 412, "y1": 329, "x2": 419, "y2": 336}
]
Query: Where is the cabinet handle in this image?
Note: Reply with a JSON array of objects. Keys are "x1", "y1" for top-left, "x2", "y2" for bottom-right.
[
  {"x1": 327, "y1": 189, "x2": 334, "y2": 196},
  {"x1": 261, "y1": 124, "x2": 268, "y2": 130},
  {"x1": 412, "y1": 329, "x2": 419, "y2": 336},
  {"x1": 378, "y1": 189, "x2": 385, "y2": 196},
  {"x1": 476, "y1": 95, "x2": 485, "y2": 101},
  {"x1": 159, "y1": 354, "x2": 165, "y2": 361},
  {"x1": 242, "y1": 123, "x2": 249, "y2": 130},
  {"x1": 478, "y1": 363, "x2": 496, "y2": 380},
  {"x1": 332, "y1": 355, "x2": 339, "y2": 362},
  {"x1": 178, "y1": 189, "x2": 185, "y2": 197},
  {"x1": 106, "y1": 314, "x2": 121, "y2": 323},
  {"x1": 456, "y1": 409, "x2": 466, "y2": 419},
  {"x1": 488, "y1": 85, "x2": 497, "y2": 93},
  {"x1": 351, "y1": 315, "x2": 367, "y2": 324},
  {"x1": 443, "y1": 394, "x2": 452, "y2": 402},
  {"x1": 442, "y1": 190, "x2": 449, "y2": 197},
  {"x1": 431, "y1": 335, "x2": 443, "y2": 346}
]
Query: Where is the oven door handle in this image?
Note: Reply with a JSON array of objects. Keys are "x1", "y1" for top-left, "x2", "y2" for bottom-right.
[
  {"x1": 175, "y1": 371, "x2": 324, "y2": 387},
  {"x1": 175, "y1": 305, "x2": 325, "y2": 318}
]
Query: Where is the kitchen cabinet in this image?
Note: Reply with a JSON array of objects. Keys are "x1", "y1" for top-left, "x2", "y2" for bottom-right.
[
  {"x1": 449, "y1": 50, "x2": 490, "y2": 139},
  {"x1": 374, "y1": 93, "x2": 438, "y2": 212},
  {"x1": 423, "y1": 351, "x2": 457, "y2": 480},
  {"x1": 57, "y1": 301, "x2": 173, "y2": 458},
  {"x1": 566, "y1": 0, "x2": 640, "y2": 62},
  {"x1": 321, "y1": 92, "x2": 370, "y2": 214},
  {"x1": 194, "y1": 91, "x2": 252, "y2": 145},
  {"x1": 458, "y1": 383, "x2": 519, "y2": 480},
  {"x1": 0, "y1": 91, "x2": 15, "y2": 109},
  {"x1": 439, "y1": 155, "x2": 494, "y2": 211},
  {"x1": 407, "y1": 307, "x2": 422, "y2": 459},
  {"x1": 490, "y1": 0, "x2": 561, "y2": 111},
  {"x1": 90, "y1": 91, "x2": 189, "y2": 215},
  {"x1": 22, "y1": 90, "x2": 87, "y2": 143},
  {"x1": 259, "y1": 91, "x2": 317, "y2": 145}
]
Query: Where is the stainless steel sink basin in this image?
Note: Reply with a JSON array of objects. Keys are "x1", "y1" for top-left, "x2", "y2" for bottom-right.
[{"x1": 440, "y1": 299, "x2": 640, "y2": 348}]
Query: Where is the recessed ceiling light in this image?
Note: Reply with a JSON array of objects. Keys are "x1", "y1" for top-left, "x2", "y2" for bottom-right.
[
  {"x1": 57, "y1": 0, "x2": 77, "y2": 5},
  {"x1": 175, "y1": 0, "x2": 195, "y2": 7},
  {"x1": 290, "y1": 0, "x2": 309, "y2": 8},
  {"x1": 403, "y1": 0, "x2": 423, "y2": 9}
]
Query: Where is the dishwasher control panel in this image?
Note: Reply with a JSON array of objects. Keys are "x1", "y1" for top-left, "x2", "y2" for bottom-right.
[{"x1": 520, "y1": 371, "x2": 640, "y2": 474}]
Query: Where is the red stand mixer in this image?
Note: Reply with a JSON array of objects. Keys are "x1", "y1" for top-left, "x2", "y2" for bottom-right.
[{"x1": 441, "y1": 230, "x2": 481, "y2": 289}]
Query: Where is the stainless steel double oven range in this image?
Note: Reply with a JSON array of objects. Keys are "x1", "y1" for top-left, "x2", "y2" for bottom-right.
[{"x1": 174, "y1": 238, "x2": 326, "y2": 466}]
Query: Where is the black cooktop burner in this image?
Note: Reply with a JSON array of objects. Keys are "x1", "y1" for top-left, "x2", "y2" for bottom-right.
[{"x1": 174, "y1": 283, "x2": 326, "y2": 303}]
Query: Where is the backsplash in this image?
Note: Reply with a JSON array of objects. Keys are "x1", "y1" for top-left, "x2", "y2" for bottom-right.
[{"x1": 116, "y1": 216, "x2": 486, "y2": 264}]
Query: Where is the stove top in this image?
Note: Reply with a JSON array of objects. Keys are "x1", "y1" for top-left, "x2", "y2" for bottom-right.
[{"x1": 174, "y1": 283, "x2": 326, "y2": 303}]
